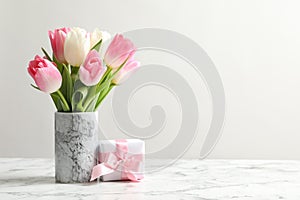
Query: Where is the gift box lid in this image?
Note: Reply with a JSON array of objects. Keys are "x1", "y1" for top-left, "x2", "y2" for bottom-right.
[{"x1": 99, "y1": 139, "x2": 145, "y2": 154}]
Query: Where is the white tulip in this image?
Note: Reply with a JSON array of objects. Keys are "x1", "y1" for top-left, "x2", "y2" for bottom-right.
[
  {"x1": 64, "y1": 27, "x2": 90, "y2": 66},
  {"x1": 100, "y1": 31, "x2": 111, "y2": 43},
  {"x1": 90, "y1": 28, "x2": 111, "y2": 49}
]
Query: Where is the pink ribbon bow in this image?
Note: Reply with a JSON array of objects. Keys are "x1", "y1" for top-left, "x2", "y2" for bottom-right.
[{"x1": 90, "y1": 139, "x2": 144, "y2": 181}]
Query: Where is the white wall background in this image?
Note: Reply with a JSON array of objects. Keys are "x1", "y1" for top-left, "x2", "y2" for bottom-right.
[{"x1": 0, "y1": 0, "x2": 300, "y2": 159}]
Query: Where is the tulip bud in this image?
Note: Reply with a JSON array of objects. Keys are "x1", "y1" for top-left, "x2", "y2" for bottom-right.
[
  {"x1": 64, "y1": 27, "x2": 90, "y2": 66},
  {"x1": 79, "y1": 50, "x2": 106, "y2": 86},
  {"x1": 27, "y1": 55, "x2": 62, "y2": 93},
  {"x1": 48, "y1": 27, "x2": 70, "y2": 63},
  {"x1": 104, "y1": 34, "x2": 136, "y2": 69},
  {"x1": 90, "y1": 28, "x2": 111, "y2": 49},
  {"x1": 112, "y1": 57, "x2": 140, "y2": 84}
]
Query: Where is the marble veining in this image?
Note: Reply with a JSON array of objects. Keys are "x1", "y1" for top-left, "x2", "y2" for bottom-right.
[
  {"x1": 0, "y1": 159, "x2": 300, "y2": 200},
  {"x1": 55, "y1": 112, "x2": 98, "y2": 183}
]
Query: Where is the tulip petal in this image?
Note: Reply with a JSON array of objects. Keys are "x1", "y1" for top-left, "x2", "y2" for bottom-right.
[
  {"x1": 104, "y1": 34, "x2": 136, "y2": 68},
  {"x1": 35, "y1": 67, "x2": 62, "y2": 93},
  {"x1": 64, "y1": 28, "x2": 90, "y2": 66},
  {"x1": 27, "y1": 55, "x2": 62, "y2": 93},
  {"x1": 48, "y1": 28, "x2": 70, "y2": 63},
  {"x1": 79, "y1": 50, "x2": 106, "y2": 86},
  {"x1": 113, "y1": 58, "x2": 140, "y2": 84}
]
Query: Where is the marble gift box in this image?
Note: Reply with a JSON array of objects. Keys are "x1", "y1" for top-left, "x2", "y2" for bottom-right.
[{"x1": 94, "y1": 139, "x2": 145, "y2": 182}]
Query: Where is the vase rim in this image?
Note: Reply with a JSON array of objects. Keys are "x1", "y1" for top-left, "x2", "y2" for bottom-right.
[{"x1": 55, "y1": 111, "x2": 98, "y2": 115}]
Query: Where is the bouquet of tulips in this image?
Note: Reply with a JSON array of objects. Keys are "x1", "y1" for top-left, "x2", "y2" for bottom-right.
[{"x1": 27, "y1": 27, "x2": 139, "y2": 112}]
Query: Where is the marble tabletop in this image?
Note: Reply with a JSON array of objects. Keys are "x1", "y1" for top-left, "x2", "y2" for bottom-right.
[{"x1": 0, "y1": 158, "x2": 300, "y2": 200}]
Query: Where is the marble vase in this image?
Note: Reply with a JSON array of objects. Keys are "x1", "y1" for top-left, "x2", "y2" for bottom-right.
[{"x1": 55, "y1": 112, "x2": 98, "y2": 183}]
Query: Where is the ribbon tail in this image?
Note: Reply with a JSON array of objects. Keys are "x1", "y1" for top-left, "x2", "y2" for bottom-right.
[
  {"x1": 90, "y1": 163, "x2": 114, "y2": 181},
  {"x1": 126, "y1": 171, "x2": 144, "y2": 182}
]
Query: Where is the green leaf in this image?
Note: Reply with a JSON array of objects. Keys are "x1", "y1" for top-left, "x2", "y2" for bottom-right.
[
  {"x1": 95, "y1": 81, "x2": 107, "y2": 95},
  {"x1": 50, "y1": 93, "x2": 63, "y2": 112},
  {"x1": 94, "y1": 56, "x2": 129, "y2": 109},
  {"x1": 72, "y1": 89, "x2": 87, "y2": 112},
  {"x1": 91, "y1": 39, "x2": 102, "y2": 52},
  {"x1": 60, "y1": 64, "x2": 73, "y2": 108},
  {"x1": 81, "y1": 86, "x2": 99, "y2": 111},
  {"x1": 94, "y1": 79, "x2": 110, "y2": 108},
  {"x1": 71, "y1": 66, "x2": 79, "y2": 75},
  {"x1": 51, "y1": 91, "x2": 70, "y2": 112},
  {"x1": 84, "y1": 94, "x2": 99, "y2": 112},
  {"x1": 30, "y1": 84, "x2": 40, "y2": 91},
  {"x1": 71, "y1": 80, "x2": 88, "y2": 112},
  {"x1": 41, "y1": 48, "x2": 52, "y2": 61},
  {"x1": 94, "y1": 82, "x2": 114, "y2": 110},
  {"x1": 110, "y1": 56, "x2": 130, "y2": 78},
  {"x1": 71, "y1": 66, "x2": 79, "y2": 85},
  {"x1": 97, "y1": 67, "x2": 112, "y2": 87},
  {"x1": 52, "y1": 55, "x2": 63, "y2": 73}
]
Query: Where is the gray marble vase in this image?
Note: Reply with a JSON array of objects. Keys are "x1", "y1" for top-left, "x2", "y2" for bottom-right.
[{"x1": 55, "y1": 112, "x2": 98, "y2": 183}]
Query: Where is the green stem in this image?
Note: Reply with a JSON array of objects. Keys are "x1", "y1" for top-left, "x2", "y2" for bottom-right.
[
  {"x1": 71, "y1": 66, "x2": 79, "y2": 75},
  {"x1": 71, "y1": 66, "x2": 79, "y2": 84},
  {"x1": 82, "y1": 86, "x2": 97, "y2": 111},
  {"x1": 93, "y1": 57, "x2": 130, "y2": 111},
  {"x1": 74, "y1": 103, "x2": 84, "y2": 112},
  {"x1": 109, "y1": 56, "x2": 131, "y2": 79},
  {"x1": 57, "y1": 90, "x2": 70, "y2": 111},
  {"x1": 99, "y1": 67, "x2": 112, "y2": 85},
  {"x1": 94, "y1": 84, "x2": 115, "y2": 111}
]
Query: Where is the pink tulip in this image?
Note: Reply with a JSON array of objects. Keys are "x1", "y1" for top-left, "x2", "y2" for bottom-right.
[
  {"x1": 48, "y1": 27, "x2": 70, "y2": 63},
  {"x1": 79, "y1": 50, "x2": 106, "y2": 86},
  {"x1": 112, "y1": 57, "x2": 140, "y2": 84},
  {"x1": 104, "y1": 34, "x2": 136, "y2": 69},
  {"x1": 28, "y1": 55, "x2": 62, "y2": 93}
]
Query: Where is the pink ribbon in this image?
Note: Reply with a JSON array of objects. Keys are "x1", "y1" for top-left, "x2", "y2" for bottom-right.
[{"x1": 90, "y1": 139, "x2": 144, "y2": 181}]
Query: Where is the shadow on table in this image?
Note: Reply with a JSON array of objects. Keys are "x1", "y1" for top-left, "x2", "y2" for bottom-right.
[
  {"x1": 0, "y1": 176, "x2": 146, "y2": 186},
  {"x1": 0, "y1": 176, "x2": 54, "y2": 185}
]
